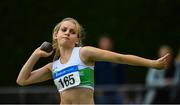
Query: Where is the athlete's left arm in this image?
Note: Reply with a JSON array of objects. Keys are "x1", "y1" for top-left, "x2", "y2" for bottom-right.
[{"x1": 80, "y1": 46, "x2": 169, "y2": 69}]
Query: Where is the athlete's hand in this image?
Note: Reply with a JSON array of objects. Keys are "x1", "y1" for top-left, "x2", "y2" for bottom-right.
[
  {"x1": 154, "y1": 53, "x2": 169, "y2": 69},
  {"x1": 34, "y1": 47, "x2": 53, "y2": 58}
]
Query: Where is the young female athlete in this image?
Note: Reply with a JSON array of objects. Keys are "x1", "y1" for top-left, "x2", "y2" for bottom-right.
[{"x1": 16, "y1": 18, "x2": 169, "y2": 104}]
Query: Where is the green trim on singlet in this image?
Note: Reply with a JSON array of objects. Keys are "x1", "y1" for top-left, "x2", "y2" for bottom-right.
[{"x1": 79, "y1": 67, "x2": 94, "y2": 87}]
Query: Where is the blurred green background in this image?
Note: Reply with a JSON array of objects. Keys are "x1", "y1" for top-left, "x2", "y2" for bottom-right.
[{"x1": 0, "y1": 0, "x2": 179, "y2": 86}]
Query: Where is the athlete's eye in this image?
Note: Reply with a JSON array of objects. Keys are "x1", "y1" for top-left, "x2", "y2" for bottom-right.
[
  {"x1": 61, "y1": 28, "x2": 67, "y2": 32},
  {"x1": 70, "y1": 29, "x2": 76, "y2": 34}
]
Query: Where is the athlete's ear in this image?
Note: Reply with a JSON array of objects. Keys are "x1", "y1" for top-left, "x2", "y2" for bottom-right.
[
  {"x1": 75, "y1": 41, "x2": 79, "y2": 45},
  {"x1": 53, "y1": 33, "x2": 58, "y2": 39},
  {"x1": 54, "y1": 36, "x2": 57, "y2": 39},
  {"x1": 76, "y1": 37, "x2": 80, "y2": 44},
  {"x1": 74, "y1": 38, "x2": 80, "y2": 46},
  {"x1": 75, "y1": 38, "x2": 80, "y2": 45}
]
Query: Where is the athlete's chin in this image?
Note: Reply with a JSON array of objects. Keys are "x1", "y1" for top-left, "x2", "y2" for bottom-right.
[{"x1": 59, "y1": 41, "x2": 74, "y2": 48}]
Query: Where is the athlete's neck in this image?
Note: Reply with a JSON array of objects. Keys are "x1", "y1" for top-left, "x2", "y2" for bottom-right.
[{"x1": 59, "y1": 46, "x2": 74, "y2": 64}]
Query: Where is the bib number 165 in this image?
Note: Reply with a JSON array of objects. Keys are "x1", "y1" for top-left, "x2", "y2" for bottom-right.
[{"x1": 59, "y1": 74, "x2": 75, "y2": 88}]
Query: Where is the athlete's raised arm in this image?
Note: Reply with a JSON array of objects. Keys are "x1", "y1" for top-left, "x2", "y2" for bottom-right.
[
  {"x1": 80, "y1": 46, "x2": 169, "y2": 69},
  {"x1": 16, "y1": 47, "x2": 53, "y2": 86}
]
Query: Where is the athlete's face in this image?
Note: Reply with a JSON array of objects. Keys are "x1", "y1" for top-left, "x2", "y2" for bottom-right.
[
  {"x1": 98, "y1": 37, "x2": 113, "y2": 51},
  {"x1": 55, "y1": 21, "x2": 79, "y2": 48}
]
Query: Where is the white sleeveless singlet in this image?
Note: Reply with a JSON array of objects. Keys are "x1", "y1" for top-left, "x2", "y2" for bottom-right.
[{"x1": 52, "y1": 47, "x2": 94, "y2": 92}]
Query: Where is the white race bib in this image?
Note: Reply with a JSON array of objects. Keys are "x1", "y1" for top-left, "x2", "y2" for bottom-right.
[{"x1": 53, "y1": 65, "x2": 80, "y2": 91}]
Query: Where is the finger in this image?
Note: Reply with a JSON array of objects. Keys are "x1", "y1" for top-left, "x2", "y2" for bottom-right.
[
  {"x1": 163, "y1": 53, "x2": 169, "y2": 59},
  {"x1": 49, "y1": 50, "x2": 54, "y2": 55},
  {"x1": 47, "y1": 50, "x2": 54, "y2": 56},
  {"x1": 160, "y1": 53, "x2": 169, "y2": 60}
]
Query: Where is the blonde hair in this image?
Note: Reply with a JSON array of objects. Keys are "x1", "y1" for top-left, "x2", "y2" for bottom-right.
[{"x1": 52, "y1": 17, "x2": 84, "y2": 61}]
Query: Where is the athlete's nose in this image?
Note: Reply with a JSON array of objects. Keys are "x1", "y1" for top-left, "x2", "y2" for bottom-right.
[{"x1": 64, "y1": 30, "x2": 70, "y2": 36}]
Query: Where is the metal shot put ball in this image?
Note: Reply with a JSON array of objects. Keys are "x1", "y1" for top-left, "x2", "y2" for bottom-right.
[{"x1": 40, "y1": 41, "x2": 53, "y2": 53}]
